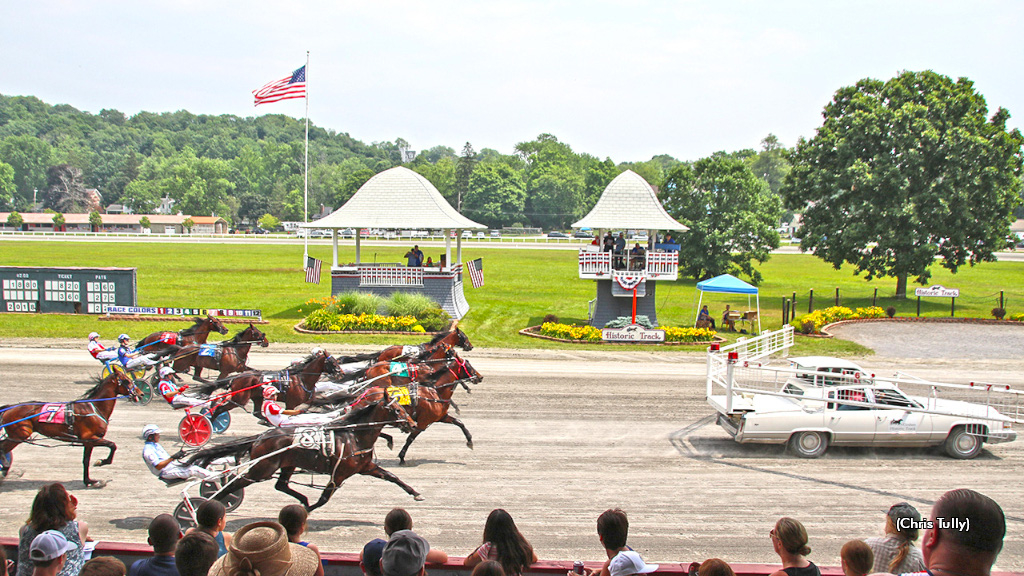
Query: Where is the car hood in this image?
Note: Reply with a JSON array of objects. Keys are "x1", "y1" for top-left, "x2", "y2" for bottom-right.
[{"x1": 913, "y1": 396, "x2": 1011, "y2": 421}]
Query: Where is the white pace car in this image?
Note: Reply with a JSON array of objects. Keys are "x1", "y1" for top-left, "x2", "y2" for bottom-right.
[{"x1": 714, "y1": 379, "x2": 1017, "y2": 459}]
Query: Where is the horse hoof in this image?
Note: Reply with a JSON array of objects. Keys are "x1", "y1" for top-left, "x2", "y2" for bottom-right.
[
  {"x1": 94, "y1": 459, "x2": 111, "y2": 467},
  {"x1": 467, "y1": 442, "x2": 474, "y2": 450},
  {"x1": 84, "y1": 480, "x2": 107, "y2": 489},
  {"x1": 413, "y1": 494, "x2": 425, "y2": 501}
]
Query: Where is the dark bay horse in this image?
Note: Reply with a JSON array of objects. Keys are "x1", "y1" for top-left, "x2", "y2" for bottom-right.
[
  {"x1": 173, "y1": 323, "x2": 269, "y2": 381},
  {"x1": 190, "y1": 393, "x2": 419, "y2": 512},
  {"x1": 0, "y1": 368, "x2": 142, "y2": 486},
  {"x1": 136, "y1": 316, "x2": 229, "y2": 355},
  {"x1": 344, "y1": 327, "x2": 473, "y2": 364},
  {"x1": 197, "y1": 349, "x2": 343, "y2": 420}
]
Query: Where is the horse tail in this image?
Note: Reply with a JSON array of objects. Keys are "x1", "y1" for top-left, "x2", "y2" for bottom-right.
[{"x1": 338, "y1": 351, "x2": 378, "y2": 363}]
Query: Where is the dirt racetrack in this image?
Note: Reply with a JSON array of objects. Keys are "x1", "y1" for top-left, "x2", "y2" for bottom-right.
[{"x1": 1, "y1": 344, "x2": 1022, "y2": 570}]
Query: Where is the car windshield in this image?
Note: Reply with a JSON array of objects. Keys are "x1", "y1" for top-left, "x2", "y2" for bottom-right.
[
  {"x1": 871, "y1": 388, "x2": 921, "y2": 409},
  {"x1": 829, "y1": 388, "x2": 869, "y2": 411}
]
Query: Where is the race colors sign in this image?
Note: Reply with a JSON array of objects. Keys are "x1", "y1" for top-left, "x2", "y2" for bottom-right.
[{"x1": 105, "y1": 306, "x2": 262, "y2": 320}]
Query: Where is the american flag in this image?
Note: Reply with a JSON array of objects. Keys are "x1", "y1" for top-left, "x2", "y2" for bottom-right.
[
  {"x1": 305, "y1": 256, "x2": 322, "y2": 284},
  {"x1": 253, "y1": 65, "x2": 306, "y2": 106},
  {"x1": 467, "y1": 258, "x2": 484, "y2": 288}
]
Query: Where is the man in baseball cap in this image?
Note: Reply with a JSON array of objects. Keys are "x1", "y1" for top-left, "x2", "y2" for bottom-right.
[
  {"x1": 381, "y1": 531, "x2": 429, "y2": 576},
  {"x1": 608, "y1": 551, "x2": 658, "y2": 576},
  {"x1": 30, "y1": 530, "x2": 78, "y2": 576}
]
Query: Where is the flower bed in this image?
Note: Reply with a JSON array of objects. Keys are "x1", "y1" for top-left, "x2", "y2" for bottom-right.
[
  {"x1": 520, "y1": 322, "x2": 721, "y2": 345},
  {"x1": 297, "y1": 293, "x2": 450, "y2": 334},
  {"x1": 791, "y1": 306, "x2": 886, "y2": 334}
]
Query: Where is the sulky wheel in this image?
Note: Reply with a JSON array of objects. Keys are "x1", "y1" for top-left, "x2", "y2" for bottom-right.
[
  {"x1": 134, "y1": 379, "x2": 153, "y2": 405},
  {"x1": 210, "y1": 410, "x2": 231, "y2": 434},
  {"x1": 173, "y1": 498, "x2": 204, "y2": 531},
  {"x1": 178, "y1": 413, "x2": 213, "y2": 447},
  {"x1": 199, "y1": 478, "x2": 244, "y2": 512},
  {"x1": 100, "y1": 364, "x2": 112, "y2": 380}
]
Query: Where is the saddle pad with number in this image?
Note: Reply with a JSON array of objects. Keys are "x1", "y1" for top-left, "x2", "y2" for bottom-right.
[
  {"x1": 37, "y1": 403, "x2": 68, "y2": 424},
  {"x1": 199, "y1": 344, "x2": 221, "y2": 360},
  {"x1": 389, "y1": 362, "x2": 409, "y2": 377},
  {"x1": 158, "y1": 332, "x2": 179, "y2": 345},
  {"x1": 401, "y1": 345, "x2": 423, "y2": 357},
  {"x1": 386, "y1": 385, "x2": 412, "y2": 406}
]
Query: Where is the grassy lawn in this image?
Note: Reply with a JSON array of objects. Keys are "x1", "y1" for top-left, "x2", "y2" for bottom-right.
[{"x1": 2, "y1": 240, "x2": 1022, "y2": 357}]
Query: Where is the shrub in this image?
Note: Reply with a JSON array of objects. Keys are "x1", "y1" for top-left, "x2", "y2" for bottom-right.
[
  {"x1": 542, "y1": 313, "x2": 559, "y2": 324},
  {"x1": 662, "y1": 327, "x2": 717, "y2": 342},
  {"x1": 604, "y1": 315, "x2": 653, "y2": 329},
  {"x1": 332, "y1": 291, "x2": 385, "y2": 315},
  {"x1": 885, "y1": 306, "x2": 897, "y2": 318},
  {"x1": 1008, "y1": 313, "x2": 1024, "y2": 322},
  {"x1": 416, "y1": 307, "x2": 451, "y2": 332},
  {"x1": 303, "y1": 292, "x2": 448, "y2": 332},
  {"x1": 992, "y1": 307, "x2": 1007, "y2": 320},
  {"x1": 801, "y1": 320, "x2": 815, "y2": 334},
  {"x1": 386, "y1": 292, "x2": 438, "y2": 318},
  {"x1": 791, "y1": 305, "x2": 883, "y2": 334},
  {"x1": 540, "y1": 322, "x2": 602, "y2": 341}
]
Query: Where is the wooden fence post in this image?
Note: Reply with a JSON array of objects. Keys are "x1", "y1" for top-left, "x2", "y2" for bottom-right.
[
  {"x1": 782, "y1": 298, "x2": 789, "y2": 326},
  {"x1": 808, "y1": 289, "x2": 814, "y2": 313},
  {"x1": 872, "y1": 288, "x2": 877, "y2": 307},
  {"x1": 835, "y1": 287, "x2": 840, "y2": 306},
  {"x1": 917, "y1": 296, "x2": 921, "y2": 317}
]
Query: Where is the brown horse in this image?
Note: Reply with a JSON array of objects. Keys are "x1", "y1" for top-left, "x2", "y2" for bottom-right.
[
  {"x1": 173, "y1": 323, "x2": 269, "y2": 381},
  {"x1": 343, "y1": 327, "x2": 473, "y2": 364},
  {"x1": 197, "y1": 349, "x2": 343, "y2": 420},
  {"x1": 0, "y1": 368, "x2": 142, "y2": 486},
  {"x1": 189, "y1": 391, "x2": 419, "y2": 512},
  {"x1": 313, "y1": 345, "x2": 461, "y2": 407},
  {"x1": 135, "y1": 316, "x2": 229, "y2": 355}
]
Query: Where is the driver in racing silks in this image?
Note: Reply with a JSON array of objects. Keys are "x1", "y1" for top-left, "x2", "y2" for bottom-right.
[
  {"x1": 141, "y1": 424, "x2": 217, "y2": 481},
  {"x1": 117, "y1": 333, "x2": 164, "y2": 371},
  {"x1": 157, "y1": 366, "x2": 207, "y2": 409},
  {"x1": 260, "y1": 385, "x2": 347, "y2": 428},
  {"x1": 87, "y1": 332, "x2": 118, "y2": 362}
]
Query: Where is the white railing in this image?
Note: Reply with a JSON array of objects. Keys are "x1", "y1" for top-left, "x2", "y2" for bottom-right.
[
  {"x1": 645, "y1": 251, "x2": 678, "y2": 276},
  {"x1": 706, "y1": 325, "x2": 794, "y2": 400},
  {"x1": 578, "y1": 249, "x2": 679, "y2": 279},
  {"x1": 359, "y1": 266, "x2": 424, "y2": 287},
  {"x1": 578, "y1": 250, "x2": 612, "y2": 276}
]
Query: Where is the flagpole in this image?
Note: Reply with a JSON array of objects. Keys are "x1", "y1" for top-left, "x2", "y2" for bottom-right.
[{"x1": 303, "y1": 50, "x2": 310, "y2": 268}]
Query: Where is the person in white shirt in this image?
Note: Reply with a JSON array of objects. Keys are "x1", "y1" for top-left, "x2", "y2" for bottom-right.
[
  {"x1": 141, "y1": 424, "x2": 215, "y2": 481},
  {"x1": 260, "y1": 386, "x2": 345, "y2": 428},
  {"x1": 86, "y1": 333, "x2": 117, "y2": 362},
  {"x1": 156, "y1": 367, "x2": 206, "y2": 409}
]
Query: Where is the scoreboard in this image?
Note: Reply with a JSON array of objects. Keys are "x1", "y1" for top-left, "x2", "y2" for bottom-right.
[{"x1": 0, "y1": 266, "x2": 137, "y2": 314}]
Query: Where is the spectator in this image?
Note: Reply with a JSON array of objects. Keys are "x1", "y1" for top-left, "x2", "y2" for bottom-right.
[
  {"x1": 578, "y1": 508, "x2": 634, "y2": 576},
  {"x1": 405, "y1": 246, "x2": 424, "y2": 267},
  {"x1": 175, "y1": 532, "x2": 218, "y2": 576},
  {"x1": 208, "y1": 522, "x2": 318, "y2": 576},
  {"x1": 278, "y1": 505, "x2": 325, "y2": 576},
  {"x1": 2, "y1": 543, "x2": 10, "y2": 576},
  {"x1": 603, "y1": 233, "x2": 614, "y2": 253},
  {"x1": 127, "y1": 514, "x2": 179, "y2": 576},
  {"x1": 629, "y1": 244, "x2": 645, "y2": 270},
  {"x1": 185, "y1": 500, "x2": 231, "y2": 558},
  {"x1": 608, "y1": 552, "x2": 657, "y2": 576},
  {"x1": 695, "y1": 559, "x2": 734, "y2": 576},
  {"x1": 28, "y1": 531, "x2": 78, "y2": 576},
  {"x1": 471, "y1": 561, "x2": 505, "y2": 576},
  {"x1": 720, "y1": 305, "x2": 735, "y2": 332},
  {"x1": 17, "y1": 483, "x2": 87, "y2": 576},
  {"x1": 464, "y1": 509, "x2": 536, "y2": 576},
  {"x1": 864, "y1": 502, "x2": 925, "y2": 574},
  {"x1": 767, "y1": 517, "x2": 819, "y2": 576},
  {"x1": 917, "y1": 488, "x2": 1005, "y2": 576},
  {"x1": 382, "y1": 531, "x2": 429, "y2": 576},
  {"x1": 361, "y1": 539, "x2": 387, "y2": 576},
  {"x1": 697, "y1": 305, "x2": 716, "y2": 330},
  {"x1": 79, "y1": 557, "x2": 126, "y2": 576},
  {"x1": 613, "y1": 234, "x2": 626, "y2": 268},
  {"x1": 379, "y1": 509, "x2": 447, "y2": 564},
  {"x1": 839, "y1": 540, "x2": 872, "y2": 576}
]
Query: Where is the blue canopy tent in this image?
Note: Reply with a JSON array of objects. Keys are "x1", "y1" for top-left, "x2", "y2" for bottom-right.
[{"x1": 694, "y1": 274, "x2": 761, "y2": 333}]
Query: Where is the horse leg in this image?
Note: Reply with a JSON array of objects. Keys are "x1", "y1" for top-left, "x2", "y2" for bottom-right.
[
  {"x1": 273, "y1": 467, "x2": 310, "y2": 509},
  {"x1": 441, "y1": 414, "x2": 474, "y2": 450},
  {"x1": 0, "y1": 439, "x2": 15, "y2": 477},
  {"x1": 380, "y1": 433, "x2": 394, "y2": 450},
  {"x1": 397, "y1": 430, "x2": 423, "y2": 465},
  {"x1": 306, "y1": 483, "x2": 339, "y2": 513},
  {"x1": 362, "y1": 463, "x2": 423, "y2": 501},
  {"x1": 82, "y1": 444, "x2": 98, "y2": 487},
  {"x1": 93, "y1": 438, "x2": 117, "y2": 466}
]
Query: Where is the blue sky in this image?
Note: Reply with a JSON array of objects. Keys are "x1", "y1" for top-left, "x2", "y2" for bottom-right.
[{"x1": 2, "y1": 1, "x2": 1021, "y2": 162}]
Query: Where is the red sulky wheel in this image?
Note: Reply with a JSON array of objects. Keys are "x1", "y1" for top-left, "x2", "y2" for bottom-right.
[{"x1": 178, "y1": 413, "x2": 213, "y2": 447}]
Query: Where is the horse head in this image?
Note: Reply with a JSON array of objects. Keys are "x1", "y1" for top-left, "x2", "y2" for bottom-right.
[
  {"x1": 111, "y1": 366, "x2": 143, "y2": 403},
  {"x1": 455, "y1": 327, "x2": 473, "y2": 351},
  {"x1": 380, "y1": 389, "x2": 417, "y2": 433},
  {"x1": 208, "y1": 315, "x2": 229, "y2": 335},
  {"x1": 245, "y1": 323, "x2": 269, "y2": 347},
  {"x1": 319, "y1": 350, "x2": 343, "y2": 378},
  {"x1": 450, "y1": 354, "x2": 483, "y2": 384}
]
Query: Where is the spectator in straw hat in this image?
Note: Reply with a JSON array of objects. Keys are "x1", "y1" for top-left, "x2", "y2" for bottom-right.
[{"x1": 209, "y1": 522, "x2": 319, "y2": 576}]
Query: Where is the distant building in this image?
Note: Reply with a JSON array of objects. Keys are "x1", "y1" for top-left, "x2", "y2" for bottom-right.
[{"x1": 0, "y1": 212, "x2": 227, "y2": 234}]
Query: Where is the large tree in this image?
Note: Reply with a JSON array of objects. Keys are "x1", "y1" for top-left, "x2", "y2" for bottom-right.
[
  {"x1": 43, "y1": 164, "x2": 91, "y2": 213},
  {"x1": 662, "y1": 154, "x2": 782, "y2": 283},
  {"x1": 783, "y1": 71, "x2": 1024, "y2": 298},
  {"x1": 464, "y1": 161, "x2": 526, "y2": 228}
]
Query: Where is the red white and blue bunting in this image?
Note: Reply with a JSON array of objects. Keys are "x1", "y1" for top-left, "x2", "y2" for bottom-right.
[{"x1": 614, "y1": 274, "x2": 645, "y2": 291}]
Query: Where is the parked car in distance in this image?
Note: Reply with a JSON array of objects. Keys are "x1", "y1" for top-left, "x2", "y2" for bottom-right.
[
  {"x1": 476, "y1": 231, "x2": 486, "y2": 239},
  {"x1": 340, "y1": 228, "x2": 356, "y2": 238},
  {"x1": 308, "y1": 229, "x2": 331, "y2": 238},
  {"x1": 252, "y1": 227, "x2": 267, "y2": 234},
  {"x1": 490, "y1": 230, "x2": 501, "y2": 237},
  {"x1": 547, "y1": 231, "x2": 570, "y2": 238},
  {"x1": 573, "y1": 230, "x2": 593, "y2": 238},
  {"x1": 461, "y1": 230, "x2": 473, "y2": 239}
]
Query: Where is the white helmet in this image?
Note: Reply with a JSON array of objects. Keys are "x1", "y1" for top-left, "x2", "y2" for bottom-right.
[
  {"x1": 118, "y1": 333, "x2": 131, "y2": 342},
  {"x1": 88, "y1": 332, "x2": 100, "y2": 341},
  {"x1": 310, "y1": 347, "x2": 324, "y2": 356},
  {"x1": 142, "y1": 424, "x2": 161, "y2": 440},
  {"x1": 262, "y1": 385, "x2": 278, "y2": 399},
  {"x1": 159, "y1": 366, "x2": 175, "y2": 378}
]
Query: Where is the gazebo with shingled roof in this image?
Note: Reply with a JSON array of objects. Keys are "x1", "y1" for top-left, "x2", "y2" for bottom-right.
[
  {"x1": 301, "y1": 166, "x2": 486, "y2": 319},
  {"x1": 572, "y1": 170, "x2": 689, "y2": 328}
]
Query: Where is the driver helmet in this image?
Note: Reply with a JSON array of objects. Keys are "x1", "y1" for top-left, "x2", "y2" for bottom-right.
[
  {"x1": 118, "y1": 333, "x2": 131, "y2": 342},
  {"x1": 310, "y1": 347, "x2": 324, "y2": 356},
  {"x1": 88, "y1": 332, "x2": 100, "y2": 341},
  {"x1": 159, "y1": 366, "x2": 175, "y2": 378},
  {"x1": 262, "y1": 385, "x2": 278, "y2": 399},
  {"x1": 141, "y1": 424, "x2": 161, "y2": 440}
]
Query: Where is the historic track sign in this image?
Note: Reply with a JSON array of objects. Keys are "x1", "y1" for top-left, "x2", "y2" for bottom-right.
[
  {"x1": 915, "y1": 285, "x2": 960, "y2": 298},
  {"x1": 601, "y1": 324, "x2": 666, "y2": 343}
]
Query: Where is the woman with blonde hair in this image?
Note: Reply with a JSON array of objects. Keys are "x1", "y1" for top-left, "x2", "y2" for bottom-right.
[{"x1": 767, "y1": 517, "x2": 819, "y2": 576}]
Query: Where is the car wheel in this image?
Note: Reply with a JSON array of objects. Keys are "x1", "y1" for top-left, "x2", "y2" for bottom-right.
[
  {"x1": 788, "y1": 431, "x2": 829, "y2": 458},
  {"x1": 944, "y1": 426, "x2": 983, "y2": 459}
]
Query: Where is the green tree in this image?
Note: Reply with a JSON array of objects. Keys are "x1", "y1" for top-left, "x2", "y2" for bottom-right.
[
  {"x1": 0, "y1": 135, "x2": 54, "y2": 207},
  {"x1": 516, "y1": 134, "x2": 588, "y2": 229},
  {"x1": 0, "y1": 161, "x2": 16, "y2": 210},
  {"x1": 662, "y1": 154, "x2": 782, "y2": 283},
  {"x1": 182, "y1": 216, "x2": 195, "y2": 234},
  {"x1": 51, "y1": 212, "x2": 65, "y2": 231},
  {"x1": 747, "y1": 134, "x2": 791, "y2": 196},
  {"x1": 139, "y1": 215, "x2": 151, "y2": 230},
  {"x1": 6, "y1": 211, "x2": 23, "y2": 229},
  {"x1": 455, "y1": 142, "x2": 477, "y2": 211},
  {"x1": 258, "y1": 213, "x2": 281, "y2": 230},
  {"x1": 88, "y1": 210, "x2": 103, "y2": 232},
  {"x1": 464, "y1": 162, "x2": 527, "y2": 227},
  {"x1": 413, "y1": 156, "x2": 457, "y2": 205},
  {"x1": 783, "y1": 70, "x2": 1024, "y2": 298}
]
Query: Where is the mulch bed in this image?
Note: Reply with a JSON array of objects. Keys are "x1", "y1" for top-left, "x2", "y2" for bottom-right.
[
  {"x1": 519, "y1": 325, "x2": 725, "y2": 346},
  {"x1": 808, "y1": 316, "x2": 1024, "y2": 338}
]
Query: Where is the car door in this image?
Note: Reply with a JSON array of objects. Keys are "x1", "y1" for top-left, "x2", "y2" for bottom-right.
[
  {"x1": 825, "y1": 387, "x2": 875, "y2": 444},
  {"x1": 870, "y1": 388, "x2": 931, "y2": 445}
]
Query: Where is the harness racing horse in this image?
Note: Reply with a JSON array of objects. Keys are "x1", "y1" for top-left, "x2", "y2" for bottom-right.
[
  {"x1": 173, "y1": 323, "x2": 269, "y2": 382},
  {"x1": 0, "y1": 368, "x2": 142, "y2": 486},
  {"x1": 189, "y1": 392, "x2": 420, "y2": 512},
  {"x1": 136, "y1": 316, "x2": 229, "y2": 356},
  {"x1": 344, "y1": 327, "x2": 473, "y2": 364},
  {"x1": 198, "y1": 349, "x2": 343, "y2": 420}
]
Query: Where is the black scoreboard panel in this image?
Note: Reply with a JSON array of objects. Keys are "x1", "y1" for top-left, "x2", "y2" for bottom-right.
[{"x1": 0, "y1": 266, "x2": 137, "y2": 313}]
